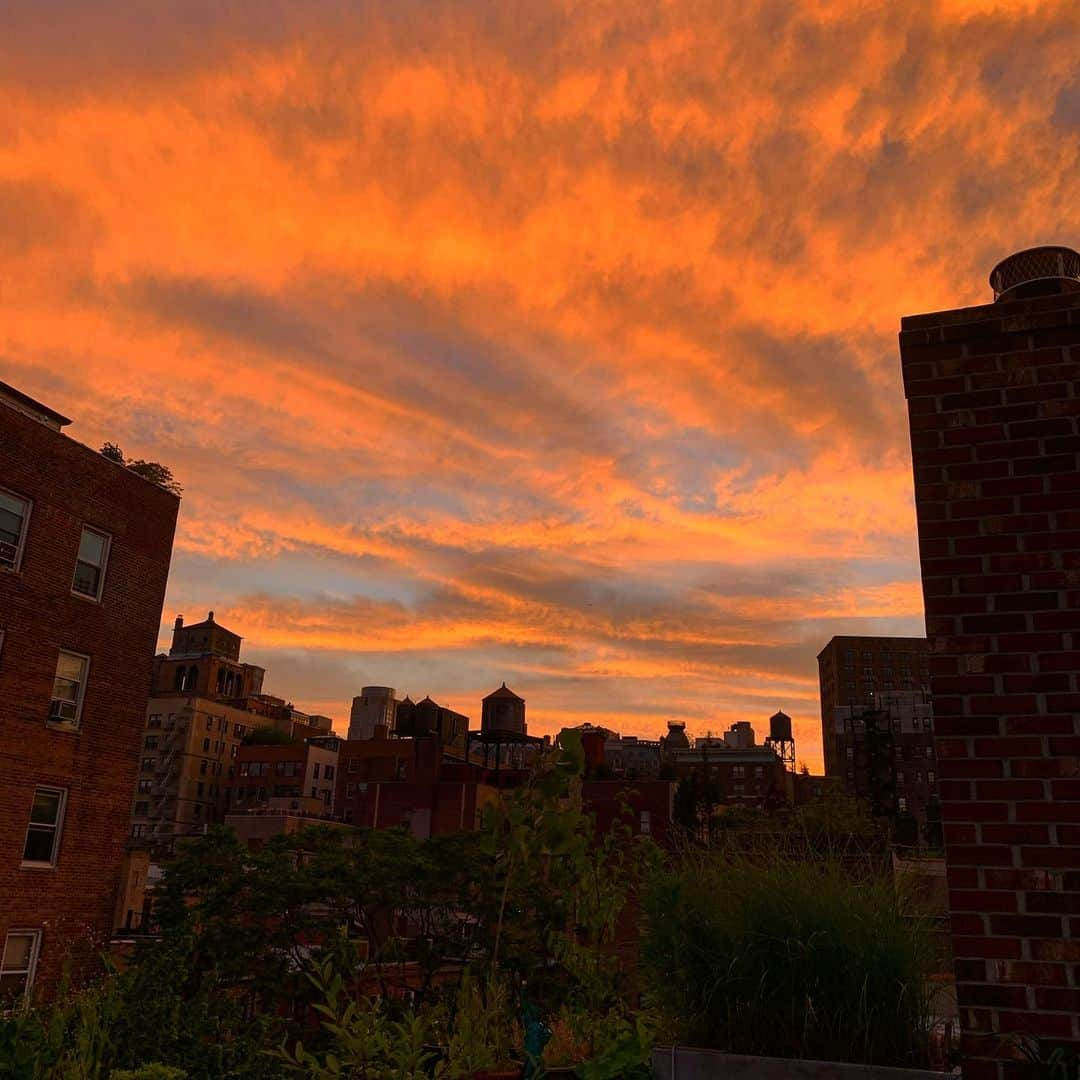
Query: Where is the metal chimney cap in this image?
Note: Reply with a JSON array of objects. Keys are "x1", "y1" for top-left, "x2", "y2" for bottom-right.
[{"x1": 989, "y1": 245, "x2": 1080, "y2": 302}]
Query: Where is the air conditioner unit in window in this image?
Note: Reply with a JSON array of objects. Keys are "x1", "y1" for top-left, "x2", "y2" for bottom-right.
[
  {"x1": 0, "y1": 540, "x2": 18, "y2": 567},
  {"x1": 49, "y1": 699, "x2": 77, "y2": 722}
]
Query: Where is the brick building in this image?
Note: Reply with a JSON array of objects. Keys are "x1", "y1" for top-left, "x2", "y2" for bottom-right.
[
  {"x1": 667, "y1": 721, "x2": 792, "y2": 806},
  {"x1": 231, "y1": 738, "x2": 340, "y2": 816},
  {"x1": 336, "y1": 735, "x2": 502, "y2": 837},
  {"x1": 900, "y1": 245, "x2": 1080, "y2": 1074},
  {"x1": 130, "y1": 612, "x2": 336, "y2": 846},
  {"x1": 817, "y1": 635, "x2": 931, "y2": 775},
  {"x1": 0, "y1": 381, "x2": 178, "y2": 1001}
]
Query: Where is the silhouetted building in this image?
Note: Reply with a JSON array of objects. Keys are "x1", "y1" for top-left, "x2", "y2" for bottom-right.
[
  {"x1": 668, "y1": 721, "x2": 791, "y2": 806},
  {"x1": 394, "y1": 695, "x2": 469, "y2": 758},
  {"x1": 348, "y1": 686, "x2": 397, "y2": 741},
  {"x1": 817, "y1": 636, "x2": 930, "y2": 776},
  {"x1": 829, "y1": 690, "x2": 940, "y2": 846}
]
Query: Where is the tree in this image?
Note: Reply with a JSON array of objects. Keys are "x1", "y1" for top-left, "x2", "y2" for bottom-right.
[{"x1": 98, "y1": 444, "x2": 183, "y2": 495}]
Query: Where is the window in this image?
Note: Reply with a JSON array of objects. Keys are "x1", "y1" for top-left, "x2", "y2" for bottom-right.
[
  {"x1": 205, "y1": 716, "x2": 213, "y2": 730},
  {"x1": 71, "y1": 527, "x2": 109, "y2": 600},
  {"x1": 733, "y1": 784, "x2": 744, "y2": 796},
  {"x1": 928, "y1": 771, "x2": 936, "y2": 784},
  {"x1": 1, "y1": 931, "x2": 40, "y2": 1004},
  {"x1": 639, "y1": 810, "x2": 651, "y2": 835},
  {"x1": 141, "y1": 757, "x2": 154, "y2": 773},
  {"x1": 22, "y1": 788, "x2": 66, "y2": 865},
  {"x1": 202, "y1": 737, "x2": 210, "y2": 752},
  {"x1": 311, "y1": 786, "x2": 318, "y2": 799},
  {"x1": 345, "y1": 783, "x2": 355, "y2": 797},
  {"x1": 192, "y1": 804, "x2": 202, "y2": 820},
  {"x1": 313, "y1": 764, "x2": 320, "y2": 780},
  {"x1": 131, "y1": 824, "x2": 148, "y2": 839},
  {"x1": 0, "y1": 489, "x2": 30, "y2": 572},
  {"x1": 49, "y1": 651, "x2": 88, "y2": 727},
  {"x1": 898, "y1": 796, "x2": 908, "y2": 812},
  {"x1": 137, "y1": 779, "x2": 152, "y2": 794},
  {"x1": 896, "y1": 771, "x2": 905, "y2": 785},
  {"x1": 199, "y1": 760, "x2": 208, "y2": 775},
  {"x1": 846, "y1": 747, "x2": 854, "y2": 761},
  {"x1": 754, "y1": 766, "x2": 763, "y2": 778},
  {"x1": 349, "y1": 758, "x2": 360, "y2": 773},
  {"x1": 231, "y1": 745, "x2": 238, "y2": 759},
  {"x1": 732, "y1": 765, "x2": 745, "y2": 779},
  {"x1": 134, "y1": 801, "x2": 149, "y2": 816},
  {"x1": 148, "y1": 713, "x2": 162, "y2": 728},
  {"x1": 144, "y1": 735, "x2": 158, "y2": 750},
  {"x1": 324, "y1": 765, "x2": 335, "y2": 781}
]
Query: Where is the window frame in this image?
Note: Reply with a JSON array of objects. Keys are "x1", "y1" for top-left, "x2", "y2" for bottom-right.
[
  {"x1": 48, "y1": 650, "x2": 90, "y2": 730},
  {"x1": 21, "y1": 786, "x2": 67, "y2": 868},
  {"x1": 0, "y1": 487, "x2": 32, "y2": 574},
  {"x1": 0, "y1": 930, "x2": 41, "y2": 1006},
  {"x1": 70, "y1": 525, "x2": 111, "y2": 603}
]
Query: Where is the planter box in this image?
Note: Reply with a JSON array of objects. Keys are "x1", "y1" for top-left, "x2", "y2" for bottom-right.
[{"x1": 651, "y1": 1048, "x2": 951, "y2": 1080}]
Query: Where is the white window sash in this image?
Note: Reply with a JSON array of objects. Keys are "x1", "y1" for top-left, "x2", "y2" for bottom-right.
[
  {"x1": 71, "y1": 526, "x2": 111, "y2": 601},
  {"x1": 0, "y1": 930, "x2": 42, "y2": 1005},
  {"x1": 0, "y1": 489, "x2": 31, "y2": 572}
]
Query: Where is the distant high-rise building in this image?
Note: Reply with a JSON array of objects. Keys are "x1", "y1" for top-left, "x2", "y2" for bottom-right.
[
  {"x1": 0, "y1": 381, "x2": 178, "y2": 1000},
  {"x1": 817, "y1": 635, "x2": 930, "y2": 776},
  {"x1": 348, "y1": 686, "x2": 397, "y2": 740}
]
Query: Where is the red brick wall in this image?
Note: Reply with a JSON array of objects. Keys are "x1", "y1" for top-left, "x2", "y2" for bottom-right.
[
  {"x1": 581, "y1": 780, "x2": 675, "y2": 846},
  {"x1": 900, "y1": 287, "x2": 1080, "y2": 1076},
  {"x1": 0, "y1": 405, "x2": 177, "y2": 999}
]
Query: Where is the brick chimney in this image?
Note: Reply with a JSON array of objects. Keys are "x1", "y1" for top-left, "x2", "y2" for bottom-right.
[{"x1": 899, "y1": 246, "x2": 1080, "y2": 1078}]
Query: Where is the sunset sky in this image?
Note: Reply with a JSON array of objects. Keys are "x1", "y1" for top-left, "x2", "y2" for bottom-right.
[{"x1": 3, "y1": 1, "x2": 1079, "y2": 768}]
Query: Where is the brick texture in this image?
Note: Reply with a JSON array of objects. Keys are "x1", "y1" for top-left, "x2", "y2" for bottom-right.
[
  {"x1": 901, "y1": 288, "x2": 1080, "y2": 1076},
  {"x1": 0, "y1": 404, "x2": 177, "y2": 999}
]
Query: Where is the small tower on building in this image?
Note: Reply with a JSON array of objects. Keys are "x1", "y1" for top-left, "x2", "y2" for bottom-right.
[{"x1": 481, "y1": 682, "x2": 526, "y2": 735}]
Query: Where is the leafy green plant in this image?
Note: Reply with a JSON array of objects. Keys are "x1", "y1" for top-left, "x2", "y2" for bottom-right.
[
  {"x1": 444, "y1": 972, "x2": 521, "y2": 1078},
  {"x1": 276, "y1": 958, "x2": 437, "y2": 1079},
  {"x1": 574, "y1": 1012, "x2": 652, "y2": 1080}
]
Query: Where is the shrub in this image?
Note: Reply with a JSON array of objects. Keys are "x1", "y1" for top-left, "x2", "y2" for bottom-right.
[{"x1": 642, "y1": 853, "x2": 934, "y2": 1067}]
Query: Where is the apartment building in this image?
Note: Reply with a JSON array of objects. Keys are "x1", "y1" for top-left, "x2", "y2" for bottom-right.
[
  {"x1": 817, "y1": 635, "x2": 930, "y2": 776},
  {"x1": 231, "y1": 737, "x2": 340, "y2": 816},
  {"x1": 0, "y1": 381, "x2": 178, "y2": 1001},
  {"x1": 130, "y1": 612, "x2": 333, "y2": 845}
]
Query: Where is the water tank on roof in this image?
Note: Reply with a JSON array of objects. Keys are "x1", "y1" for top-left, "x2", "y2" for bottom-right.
[{"x1": 769, "y1": 710, "x2": 793, "y2": 743}]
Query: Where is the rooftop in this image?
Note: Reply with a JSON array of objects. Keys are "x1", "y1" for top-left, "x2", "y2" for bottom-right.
[{"x1": 0, "y1": 379, "x2": 72, "y2": 430}]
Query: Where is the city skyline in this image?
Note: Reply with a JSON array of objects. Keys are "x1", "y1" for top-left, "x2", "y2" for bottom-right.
[{"x1": 4, "y1": 2, "x2": 1080, "y2": 768}]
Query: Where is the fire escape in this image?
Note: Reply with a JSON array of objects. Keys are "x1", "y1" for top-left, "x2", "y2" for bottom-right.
[{"x1": 150, "y1": 715, "x2": 188, "y2": 835}]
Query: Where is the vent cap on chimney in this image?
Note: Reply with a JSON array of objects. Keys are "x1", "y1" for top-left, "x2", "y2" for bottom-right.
[{"x1": 989, "y1": 245, "x2": 1080, "y2": 302}]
